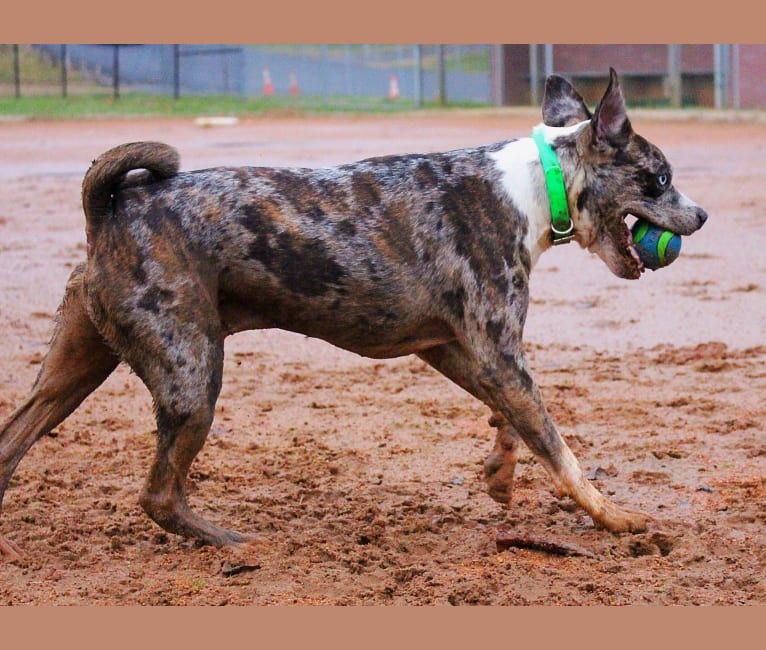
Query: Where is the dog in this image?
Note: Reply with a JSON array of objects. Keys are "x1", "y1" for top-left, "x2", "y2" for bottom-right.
[{"x1": 0, "y1": 69, "x2": 707, "y2": 558}]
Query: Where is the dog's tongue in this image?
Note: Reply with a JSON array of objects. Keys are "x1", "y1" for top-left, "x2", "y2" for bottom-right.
[
  {"x1": 625, "y1": 222, "x2": 645, "y2": 273},
  {"x1": 629, "y1": 244, "x2": 644, "y2": 271}
]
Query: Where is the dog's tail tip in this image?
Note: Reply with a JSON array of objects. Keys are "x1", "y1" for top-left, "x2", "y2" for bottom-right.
[{"x1": 82, "y1": 141, "x2": 180, "y2": 231}]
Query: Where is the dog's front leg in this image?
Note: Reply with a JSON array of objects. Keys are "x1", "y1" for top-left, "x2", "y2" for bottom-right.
[
  {"x1": 420, "y1": 340, "x2": 648, "y2": 530},
  {"x1": 473, "y1": 342, "x2": 651, "y2": 534},
  {"x1": 418, "y1": 344, "x2": 521, "y2": 506}
]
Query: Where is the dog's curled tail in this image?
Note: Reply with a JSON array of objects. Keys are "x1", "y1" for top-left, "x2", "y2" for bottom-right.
[{"x1": 82, "y1": 141, "x2": 180, "y2": 234}]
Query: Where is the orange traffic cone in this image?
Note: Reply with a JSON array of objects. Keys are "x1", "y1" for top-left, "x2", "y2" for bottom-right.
[
  {"x1": 289, "y1": 72, "x2": 299, "y2": 97},
  {"x1": 388, "y1": 75, "x2": 400, "y2": 100},
  {"x1": 262, "y1": 67, "x2": 275, "y2": 96}
]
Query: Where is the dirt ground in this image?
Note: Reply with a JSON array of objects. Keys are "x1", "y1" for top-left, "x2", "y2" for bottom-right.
[{"x1": 0, "y1": 111, "x2": 764, "y2": 605}]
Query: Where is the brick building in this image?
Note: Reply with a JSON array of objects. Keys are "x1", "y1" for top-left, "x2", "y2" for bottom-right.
[{"x1": 492, "y1": 44, "x2": 766, "y2": 109}]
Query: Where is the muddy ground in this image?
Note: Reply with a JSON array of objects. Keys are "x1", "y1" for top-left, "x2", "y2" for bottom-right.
[{"x1": 0, "y1": 111, "x2": 764, "y2": 604}]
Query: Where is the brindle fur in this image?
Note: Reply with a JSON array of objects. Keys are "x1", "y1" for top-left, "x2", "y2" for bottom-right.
[{"x1": 0, "y1": 70, "x2": 707, "y2": 557}]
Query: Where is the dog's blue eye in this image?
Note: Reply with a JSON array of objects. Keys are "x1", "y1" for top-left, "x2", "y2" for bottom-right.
[{"x1": 658, "y1": 174, "x2": 668, "y2": 186}]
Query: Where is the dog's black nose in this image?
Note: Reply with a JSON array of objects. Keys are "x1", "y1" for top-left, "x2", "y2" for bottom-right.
[{"x1": 696, "y1": 207, "x2": 708, "y2": 227}]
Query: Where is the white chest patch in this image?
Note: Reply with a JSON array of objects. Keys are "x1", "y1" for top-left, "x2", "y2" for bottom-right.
[
  {"x1": 489, "y1": 121, "x2": 588, "y2": 267},
  {"x1": 489, "y1": 136, "x2": 550, "y2": 268}
]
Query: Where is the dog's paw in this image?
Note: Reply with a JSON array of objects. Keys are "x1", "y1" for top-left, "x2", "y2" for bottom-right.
[
  {"x1": 486, "y1": 481, "x2": 513, "y2": 506},
  {"x1": 594, "y1": 506, "x2": 653, "y2": 534},
  {"x1": 483, "y1": 452, "x2": 516, "y2": 506}
]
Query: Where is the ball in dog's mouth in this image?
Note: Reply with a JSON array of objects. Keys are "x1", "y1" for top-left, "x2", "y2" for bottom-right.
[{"x1": 629, "y1": 217, "x2": 683, "y2": 271}]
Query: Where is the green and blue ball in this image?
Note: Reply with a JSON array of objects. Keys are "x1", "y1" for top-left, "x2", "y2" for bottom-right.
[{"x1": 631, "y1": 219, "x2": 682, "y2": 270}]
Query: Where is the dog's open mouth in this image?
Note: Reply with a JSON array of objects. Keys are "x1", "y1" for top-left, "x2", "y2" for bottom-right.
[{"x1": 621, "y1": 214, "x2": 645, "y2": 275}]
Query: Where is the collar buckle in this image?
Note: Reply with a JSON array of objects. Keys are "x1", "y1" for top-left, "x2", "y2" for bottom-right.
[{"x1": 551, "y1": 220, "x2": 575, "y2": 245}]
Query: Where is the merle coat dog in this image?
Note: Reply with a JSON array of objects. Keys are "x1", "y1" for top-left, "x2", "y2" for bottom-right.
[{"x1": 0, "y1": 69, "x2": 707, "y2": 559}]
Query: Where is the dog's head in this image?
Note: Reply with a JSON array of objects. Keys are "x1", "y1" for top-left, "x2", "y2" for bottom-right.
[{"x1": 542, "y1": 69, "x2": 708, "y2": 279}]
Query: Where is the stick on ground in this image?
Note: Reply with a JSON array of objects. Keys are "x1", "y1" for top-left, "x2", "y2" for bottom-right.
[{"x1": 496, "y1": 532, "x2": 596, "y2": 559}]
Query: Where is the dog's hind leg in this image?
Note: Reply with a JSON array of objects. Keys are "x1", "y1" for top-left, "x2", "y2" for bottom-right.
[
  {"x1": 92, "y1": 272, "x2": 252, "y2": 547},
  {"x1": 138, "y1": 356, "x2": 253, "y2": 547},
  {"x1": 135, "y1": 327, "x2": 250, "y2": 546},
  {"x1": 482, "y1": 413, "x2": 522, "y2": 506},
  {"x1": 0, "y1": 264, "x2": 119, "y2": 559},
  {"x1": 418, "y1": 343, "x2": 522, "y2": 506}
]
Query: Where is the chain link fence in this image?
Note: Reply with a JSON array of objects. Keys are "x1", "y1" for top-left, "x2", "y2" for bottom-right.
[
  {"x1": 2, "y1": 44, "x2": 762, "y2": 109},
  {"x1": 1, "y1": 44, "x2": 494, "y2": 109}
]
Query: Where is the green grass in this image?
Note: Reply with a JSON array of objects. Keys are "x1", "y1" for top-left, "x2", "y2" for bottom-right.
[{"x1": 0, "y1": 92, "x2": 490, "y2": 120}]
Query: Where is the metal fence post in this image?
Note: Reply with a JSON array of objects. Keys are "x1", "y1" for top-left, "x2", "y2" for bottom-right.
[
  {"x1": 723, "y1": 44, "x2": 731, "y2": 108},
  {"x1": 60, "y1": 44, "x2": 68, "y2": 98},
  {"x1": 714, "y1": 43, "x2": 729, "y2": 109},
  {"x1": 437, "y1": 45, "x2": 446, "y2": 106},
  {"x1": 543, "y1": 43, "x2": 554, "y2": 77},
  {"x1": 490, "y1": 44, "x2": 504, "y2": 106},
  {"x1": 113, "y1": 45, "x2": 120, "y2": 99},
  {"x1": 12, "y1": 44, "x2": 21, "y2": 98},
  {"x1": 413, "y1": 44, "x2": 423, "y2": 108},
  {"x1": 731, "y1": 44, "x2": 740, "y2": 109},
  {"x1": 667, "y1": 44, "x2": 682, "y2": 108},
  {"x1": 320, "y1": 44, "x2": 328, "y2": 107},
  {"x1": 529, "y1": 44, "x2": 539, "y2": 105},
  {"x1": 173, "y1": 44, "x2": 180, "y2": 99}
]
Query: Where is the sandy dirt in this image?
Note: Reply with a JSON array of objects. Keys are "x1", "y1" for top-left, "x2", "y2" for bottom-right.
[{"x1": 0, "y1": 111, "x2": 764, "y2": 605}]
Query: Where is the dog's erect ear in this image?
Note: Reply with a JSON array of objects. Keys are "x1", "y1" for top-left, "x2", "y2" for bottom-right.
[
  {"x1": 591, "y1": 68, "x2": 632, "y2": 148},
  {"x1": 542, "y1": 75, "x2": 593, "y2": 126}
]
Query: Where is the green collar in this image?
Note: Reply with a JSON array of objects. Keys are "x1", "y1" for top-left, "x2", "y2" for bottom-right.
[{"x1": 531, "y1": 126, "x2": 574, "y2": 245}]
